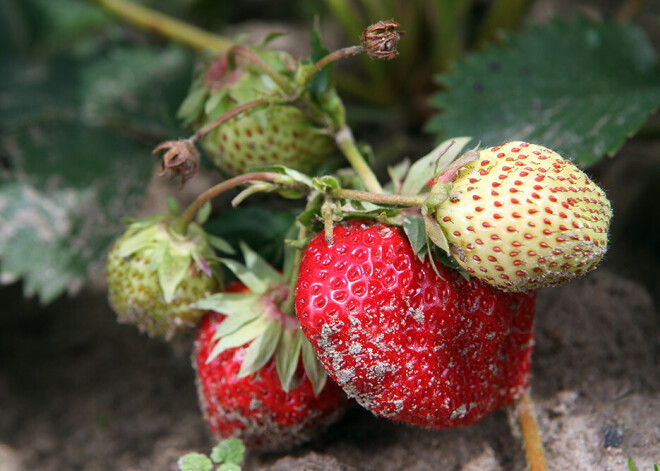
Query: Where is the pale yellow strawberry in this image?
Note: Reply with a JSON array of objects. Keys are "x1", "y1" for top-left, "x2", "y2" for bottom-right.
[{"x1": 434, "y1": 141, "x2": 612, "y2": 291}]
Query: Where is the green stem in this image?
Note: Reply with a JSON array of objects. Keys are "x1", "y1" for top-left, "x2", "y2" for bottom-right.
[
  {"x1": 176, "y1": 172, "x2": 294, "y2": 234},
  {"x1": 329, "y1": 188, "x2": 425, "y2": 207},
  {"x1": 516, "y1": 389, "x2": 549, "y2": 471},
  {"x1": 335, "y1": 126, "x2": 384, "y2": 194},
  {"x1": 97, "y1": 0, "x2": 232, "y2": 52},
  {"x1": 300, "y1": 45, "x2": 365, "y2": 88},
  {"x1": 280, "y1": 224, "x2": 309, "y2": 316},
  {"x1": 228, "y1": 45, "x2": 295, "y2": 96}
]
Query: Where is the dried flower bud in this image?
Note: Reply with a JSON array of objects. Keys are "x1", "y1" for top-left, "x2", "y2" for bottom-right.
[
  {"x1": 361, "y1": 20, "x2": 405, "y2": 60},
  {"x1": 154, "y1": 139, "x2": 200, "y2": 188}
]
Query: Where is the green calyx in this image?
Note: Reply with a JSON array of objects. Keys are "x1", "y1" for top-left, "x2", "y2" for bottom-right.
[
  {"x1": 114, "y1": 214, "x2": 227, "y2": 303},
  {"x1": 193, "y1": 242, "x2": 328, "y2": 395}
]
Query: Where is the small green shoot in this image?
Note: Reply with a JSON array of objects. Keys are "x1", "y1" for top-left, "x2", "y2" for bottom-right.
[{"x1": 178, "y1": 438, "x2": 246, "y2": 471}]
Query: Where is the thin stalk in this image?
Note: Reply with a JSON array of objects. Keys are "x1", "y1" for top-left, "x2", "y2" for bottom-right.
[
  {"x1": 228, "y1": 45, "x2": 295, "y2": 96},
  {"x1": 516, "y1": 389, "x2": 549, "y2": 471},
  {"x1": 301, "y1": 45, "x2": 365, "y2": 88},
  {"x1": 329, "y1": 188, "x2": 426, "y2": 208},
  {"x1": 176, "y1": 172, "x2": 293, "y2": 234},
  {"x1": 194, "y1": 97, "x2": 272, "y2": 141},
  {"x1": 335, "y1": 126, "x2": 384, "y2": 194},
  {"x1": 280, "y1": 224, "x2": 309, "y2": 316},
  {"x1": 97, "y1": 0, "x2": 232, "y2": 52}
]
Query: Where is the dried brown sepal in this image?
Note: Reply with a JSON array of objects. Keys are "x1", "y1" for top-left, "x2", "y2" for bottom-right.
[
  {"x1": 360, "y1": 20, "x2": 405, "y2": 60},
  {"x1": 154, "y1": 139, "x2": 200, "y2": 188}
]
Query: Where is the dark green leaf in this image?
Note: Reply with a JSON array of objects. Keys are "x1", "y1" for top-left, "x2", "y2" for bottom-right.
[
  {"x1": 205, "y1": 207, "x2": 298, "y2": 264},
  {"x1": 306, "y1": 20, "x2": 332, "y2": 105},
  {"x1": 0, "y1": 41, "x2": 192, "y2": 302},
  {"x1": 427, "y1": 17, "x2": 660, "y2": 165}
]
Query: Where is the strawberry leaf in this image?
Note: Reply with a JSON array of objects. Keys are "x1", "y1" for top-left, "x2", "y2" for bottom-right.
[
  {"x1": 302, "y1": 337, "x2": 328, "y2": 396},
  {"x1": 207, "y1": 315, "x2": 269, "y2": 363},
  {"x1": 276, "y1": 327, "x2": 303, "y2": 392},
  {"x1": 400, "y1": 138, "x2": 471, "y2": 196},
  {"x1": 193, "y1": 292, "x2": 260, "y2": 316},
  {"x1": 239, "y1": 242, "x2": 281, "y2": 288},
  {"x1": 158, "y1": 245, "x2": 192, "y2": 303},
  {"x1": 426, "y1": 17, "x2": 660, "y2": 165},
  {"x1": 238, "y1": 319, "x2": 283, "y2": 378},
  {"x1": 403, "y1": 216, "x2": 427, "y2": 257},
  {"x1": 1, "y1": 36, "x2": 191, "y2": 302}
]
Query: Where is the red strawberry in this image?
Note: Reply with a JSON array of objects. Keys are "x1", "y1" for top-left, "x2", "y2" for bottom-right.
[
  {"x1": 295, "y1": 220, "x2": 535, "y2": 428},
  {"x1": 193, "y1": 246, "x2": 349, "y2": 451}
]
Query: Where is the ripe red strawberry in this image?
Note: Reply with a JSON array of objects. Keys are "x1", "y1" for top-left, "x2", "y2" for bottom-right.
[
  {"x1": 178, "y1": 48, "x2": 335, "y2": 176},
  {"x1": 106, "y1": 215, "x2": 224, "y2": 339},
  {"x1": 432, "y1": 141, "x2": 612, "y2": 291},
  {"x1": 193, "y1": 246, "x2": 349, "y2": 451},
  {"x1": 295, "y1": 220, "x2": 535, "y2": 428}
]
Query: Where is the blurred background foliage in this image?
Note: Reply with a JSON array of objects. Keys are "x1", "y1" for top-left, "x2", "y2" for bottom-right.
[{"x1": 1, "y1": 0, "x2": 659, "y2": 303}]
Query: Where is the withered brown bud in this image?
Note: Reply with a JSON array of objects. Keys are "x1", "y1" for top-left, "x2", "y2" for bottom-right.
[
  {"x1": 360, "y1": 20, "x2": 405, "y2": 60},
  {"x1": 154, "y1": 139, "x2": 200, "y2": 188}
]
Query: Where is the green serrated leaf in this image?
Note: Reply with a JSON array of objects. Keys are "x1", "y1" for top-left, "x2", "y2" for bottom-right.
[
  {"x1": 276, "y1": 328, "x2": 303, "y2": 392},
  {"x1": 239, "y1": 241, "x2": 282, "y2": 287},
  {"x1": 427, "y1": 17, "x2": 660, "y2": 165},
  {"x1": 207, "y1": 315, "x2": 269, "y2": 363},
  {"x1": 403, "y1": 216, "x2": 427, "y2": 256},
  {"x1": 400, "y1": 138, "x2": 471, "y2": 196},
  {"x1": 158, "y1": 247, "x2": 191, "y2": 303},
  {"x1": 178, "y1": 453, "x2": 213, "y2": 471},
  {"x1": 193, "y1": 292, "x2": 260, "y2": 315},
  {"x1": 238, "y1": 319, "x2": 283, "y2": 377},
  {"x1": 210, "y1": 438, "x2": 246, "y2": 465},
  {"x1": 301, "y1": 337, "x2": 327, "y2": 396}
]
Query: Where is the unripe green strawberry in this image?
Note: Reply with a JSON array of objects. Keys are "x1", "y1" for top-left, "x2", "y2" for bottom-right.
[
  {"x1": 433, "y1": 141, "x2": 612, "y2": 291},
  {"x1": 178, "y1": 48, "x2": 335, "y2": 176},
  {"x1": 106, "y1": 215, "x2": 223, "y2": 339}
]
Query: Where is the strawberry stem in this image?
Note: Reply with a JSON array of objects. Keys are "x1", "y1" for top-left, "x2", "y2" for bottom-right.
[
  {"x1": 176, "y1": 172, "x2": 297, "y2": 234},
  {"x1": 335, "y1": 126, "x2": 384, "y2": 194},
  {"x1": 280, "y1": 224, "x2": 309, "y2": 316},
  {"x1": 329, "y1": 188, "x2": 426, "y2": 208},
  {"x1": 227, "y1": 45, "x2": 295, "y2": 96},
  {"x1": 97, "y1": 0, "x2": 232, "y2": 52},
  {"x1": 193, "y1": 97, "x2": 283, "y2": 141},
  {"x1": 516, "y1": 389, "x2": 549, "y2": 471},
  {"x1": 300, "y1": 45, "x2": 365, "y2": 88}
]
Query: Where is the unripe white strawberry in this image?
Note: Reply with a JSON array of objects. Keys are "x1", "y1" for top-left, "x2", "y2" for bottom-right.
[{"x1": 434, "y1": 141, "x2": 612, "y2": 291}]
